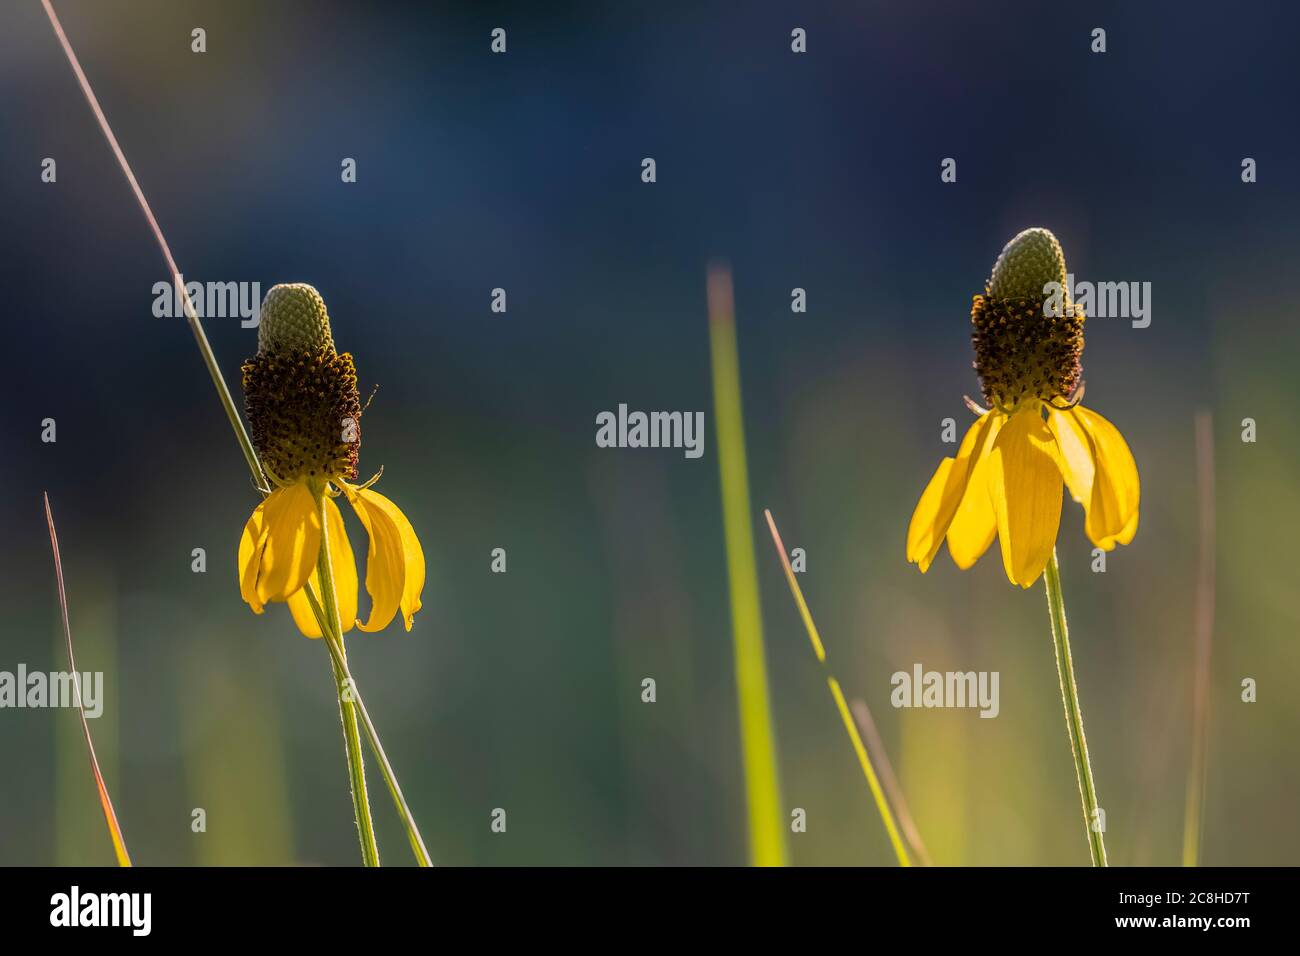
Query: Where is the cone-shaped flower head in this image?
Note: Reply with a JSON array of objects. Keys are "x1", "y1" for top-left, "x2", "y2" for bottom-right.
[
  {"x1": 243, "y1": 283, "x2": 360, "y2": 484},
  {"x1": 971, "y1": 227, "x2": 1083, "y2": 411},
  {"x1": 987, "y1": 227, "x2": 1068, "y2": 300},
  {"x1": 257, "y1": 282, "x2": 336, "y2": 354}
]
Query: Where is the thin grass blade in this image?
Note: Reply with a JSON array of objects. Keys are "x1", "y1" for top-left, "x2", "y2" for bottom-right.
[
  {"x1": 39, "y1": 0, "x2": 269, "y2": 493},
  {"x1": 1182, "y1": 410, "x2": 1216, "y2": 866},
  {"x1": 707, "y1": 265, "x2": 787, "y2": 867},
  {"x1": 763, "y1": 508, "x2": 911, "y2": 866},
  {"x1": 849, "y1": 698, "x2": 933, "y2": 866},
  {"x1": 44, "y1": 493, "x2": 132, "y2": 868}
]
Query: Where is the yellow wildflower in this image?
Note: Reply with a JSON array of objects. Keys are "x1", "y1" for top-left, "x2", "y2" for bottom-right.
[
  {"x1": 237, "y1": 284, "x2": 426, "y2": 634},
  {"x1": 907, "y1": 228, "x2": 1140, "y2": 587}
]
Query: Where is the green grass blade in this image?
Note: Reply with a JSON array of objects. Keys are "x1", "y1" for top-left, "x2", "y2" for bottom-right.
[
  {"x1": 1182, "y1": 410, "x2": 1216, "y2": 866},
  {"x1": 707, "y1": 265, "x2": 787, "y2": 867},
  {"x1": 302, "y1": 584, "x2": 434, "y2": 867},
  {"x1": 762, "y1": 509, "x2": 912, "y2": 866},
  {"x1": 44, "y1": 493, "x2": 132, "y2": 868},
  {"x1": 848, "y1": 699, "x2": 933, "y2": 866},
  {"x1": 40, "y1": 0, "x2": 268, "y2": 494}
]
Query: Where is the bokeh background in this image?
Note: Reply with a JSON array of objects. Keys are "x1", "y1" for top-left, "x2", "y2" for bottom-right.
[{"x1": 2, "y1": 0, "x2": 1298, "y2": 866}]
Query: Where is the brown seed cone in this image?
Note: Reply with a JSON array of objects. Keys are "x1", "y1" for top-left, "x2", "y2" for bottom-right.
[
  {"x1": 970, "y1": 293, "x2": 1084, "y2": 409},
  {"x1": 242, "y1": 346, "x2": 361, "y2": 483}
]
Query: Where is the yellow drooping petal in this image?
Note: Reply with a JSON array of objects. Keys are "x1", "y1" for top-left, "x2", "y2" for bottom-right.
[
  {"x1": 238, "y1": 499, "x2": 270, "y2": 614},
  {"x1": 946, "y1": 412, "x2": 1004, "y2": 569},
  {"x1": 1116, "y1": 508, "x2": 1139, "y2": 544},
  {"x1": 907, "y1": 458, "x2": 955, "y2": 571},
  {"x1": 286, "y1": 577, "x2": 324, "y2": 638},
  {"x1": 989, "y1": 406, "x2": 1063, "y2": 588},
  {"x1": 906, "y1": 412, "x2": 995, "y2": 572},
  {"x1": 1048, "y1": 405, "x2": 1140, "y2": 550},
  {"x1": 1046, "y1": 406, "x2": 1094, "y2": 506},
  {"x1": 255, "y1": 481, "x2": 322, "y2": 604},
  {"x1": 344, "y1": 484, "x2": 426, "y2": 632},
  {"x1": 287, "y1": 495, "x2": 358, "y2": 638},
  {"x1": 1076, "y1": 406, "x2": 1140, "y2": 548}
]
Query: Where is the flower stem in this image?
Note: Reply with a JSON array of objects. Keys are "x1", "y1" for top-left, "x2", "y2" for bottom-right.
[
  {"x1": 316, "y1": 493, "x2": 380, "y2": 867},
  {"x1": 1043, "y1": 549, "x2": 1107, "y2": 866},
  {"x1": 301, "y1": 543, "x2": 433, "y2": 866},
  {"x1": 317, "y1": 620, "x2": 434, "y2": 867}
]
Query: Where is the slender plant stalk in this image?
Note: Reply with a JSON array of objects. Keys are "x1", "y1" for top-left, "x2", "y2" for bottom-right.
[
  {"x1": 707, "y1": 265, "x2": 787, "y2": 867},
  {"x1": 1043, "y1": 550, "x2": 1107, "y2": 866},
  {"x1": 316, "y1": 493, "x2": 380, "y2": 866},
  {"x1": 302, "y1": 586, "x2": 433, "y2": 866},
  {"x1": 42, "y1": 0, "x2": 433, "y2": 865},
  {"x1": 1182, "y1": 410, "x2": 1216, "y2": 866},
  {"x1": 44, "y1": 493, "x2": 132, "y2": 867},
  {"x1": 849, "y1": 699, "x2": 932, "y2": 866},
  {"x1": 763, "y1": 510, "x2": 912, "y2": 866},
  {"x1": 40, "y1": 0, "x2": 268, "y2": 494},
  {"x1": 329, "y1": 651, "x2": 378, "y2": 866}
]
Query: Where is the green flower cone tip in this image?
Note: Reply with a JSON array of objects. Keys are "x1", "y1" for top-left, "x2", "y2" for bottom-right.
[
  {"x1": 988, "y1": 227, "x2": 1068, "y2": 302},
  {"x1": 257, "y1": 283, "x2": 335, "y2": 355}
]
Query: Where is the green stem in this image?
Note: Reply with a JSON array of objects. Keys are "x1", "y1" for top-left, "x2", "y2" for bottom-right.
[
  {"x1": 317, "y1": 615, "x2": 434, "y2": 866},
  {"x1": 317, "y1": 492, "x2": 380, "y2": 867},
  {"x1": 301, "y1": 549, "x2": 433, "y2": 866},
  {"x1": 1044, "y1": 550, "x2": 1107, "y2": 866}
]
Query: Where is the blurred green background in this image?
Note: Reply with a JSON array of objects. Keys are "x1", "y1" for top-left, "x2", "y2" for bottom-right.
[{"x1": 2, "y1": 0, "x2": 1298, "y2": 865}]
